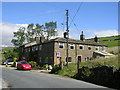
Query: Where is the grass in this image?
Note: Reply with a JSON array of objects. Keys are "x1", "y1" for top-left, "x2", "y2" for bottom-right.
[
  {"x1": 0, "y1": 47, "x2": 15, "y2": 61},
  {"x1": 55, "y1": 55, "x2": 119, "y2": 77},
  {"x1": 87, "y1": 35, "x2": 120, "y2": 47}
]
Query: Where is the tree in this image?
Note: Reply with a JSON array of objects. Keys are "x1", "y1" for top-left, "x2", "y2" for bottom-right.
[
  {"x1": 11, "y1": 27, "x2": 25, "y2": 46},
  {"x1": 26, "y1": 23, "x2": 35, "y2": 42},
  {"x1": 45, "y1": 22, "x2": 57, "y2": 40},
  {"x1": 26, "y1": 23, "x2": 44, "y2": 42},
  {"x1": 11, "y1": 22, "x2": 57, "y2": 46}
]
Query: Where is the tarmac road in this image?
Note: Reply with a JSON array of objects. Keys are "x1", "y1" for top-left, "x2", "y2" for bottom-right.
[{"x1": 2, "y1": 67, "x2": 109, "y2": 88}]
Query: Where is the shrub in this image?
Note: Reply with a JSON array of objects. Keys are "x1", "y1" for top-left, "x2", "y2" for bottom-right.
[
  {"x1": 28, "y1": 61, "x2": 40, "y2": 69},
  {"x1": 50, "y1": 65, "x2": 60, "y2": 74}
]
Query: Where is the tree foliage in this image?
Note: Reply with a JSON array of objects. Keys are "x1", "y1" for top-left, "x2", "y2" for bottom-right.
[
  {"x1": 45, "y1": 22, "x2": 57, "y2": 40},
  {"x1": 11, "y1": 27, "x2": 25, "y2": 46},
  {"x1": 11, "y1": 22, "x2": 57, "y2": 46}
]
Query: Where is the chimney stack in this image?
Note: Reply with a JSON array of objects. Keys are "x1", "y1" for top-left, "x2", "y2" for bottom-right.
[
  {"x1": 40, "y1": 35, "x2": 45, "y2": 43},
  {"x1": 94, "y1": 35, "x2": 99, "y2": 43},
  {"x1": 35, "y1": 36, "x2": 40, "y2": 44},
  {"x1": 80, "y1": 31, "x2": 85, "y2": 41}
]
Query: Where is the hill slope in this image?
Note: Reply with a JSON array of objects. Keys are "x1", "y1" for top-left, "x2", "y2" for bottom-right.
[{"x1": 87, "y1": 35, "x2": 120, "y2": 47}]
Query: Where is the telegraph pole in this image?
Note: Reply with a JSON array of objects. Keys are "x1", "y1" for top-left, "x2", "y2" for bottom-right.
[{"x1": 66, "y1": 9, "x2": 69, "y2": 67}]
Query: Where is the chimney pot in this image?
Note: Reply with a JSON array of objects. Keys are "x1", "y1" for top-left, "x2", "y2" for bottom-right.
[{"x1": 80, "y1": 31, "x2": 85, "y2": 41}]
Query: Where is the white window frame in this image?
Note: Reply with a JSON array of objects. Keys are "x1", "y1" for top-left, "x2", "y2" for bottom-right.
[
  {"x1": 79, "y1": 45, "x2": 84, "y2": 50},
  {"x1": 69, "y1": 44, "x2": 75, "y2": 50},
  {"x1": 39, "y1": 45, "x2": 42, "y2": 50},
  {"x1": 32, "y1": 46, "x2": 35, "y2": 51},
  {"x1": 59, "y1": 43, "x2": 64, "y2": 48},
  {"x1": 102, "y1": 46, "x2": 106, "y2": 52},
  {"x1": 88, "y1": 46, "x2": 92, "y2": 50},
  {"x1": 35, "y1": 46, "x2": 38, "y2": 51},
  {"x1": 66, "y1": 57, "x2": 72, "y2": 63},
  {"x1": 95, "y1": 46, "x2": 99, "y2": 51}
]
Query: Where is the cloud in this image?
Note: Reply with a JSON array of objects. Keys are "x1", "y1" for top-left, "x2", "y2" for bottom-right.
[
  {"x1": 1, "y1": 22, "x2": 28, "y2": 46},
  {"x1": 1, "y1": 22, "x2": 119, "y2": 47},
  {"x1": 91, "y1": 29, "x2": 118, "y2": 38}
]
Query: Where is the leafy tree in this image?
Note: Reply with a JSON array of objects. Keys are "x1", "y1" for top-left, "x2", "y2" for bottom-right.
[
  {"x1": 26, "y1": 23, "x2": 44, "y2": 42},
  {"x1": 45, "y1": 22, "x2": 57, "y2": 40},
  {"x1": 11, "y1": 22, "x2": 57, "y2": 46},
  {"x1": 11, "y1": 27, "x2": 25, "y2": 46}
]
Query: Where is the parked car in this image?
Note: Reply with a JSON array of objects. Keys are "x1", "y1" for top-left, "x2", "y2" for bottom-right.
[
  {"x1": 2, "y1": 57, "x2": 14, "y2": 65},
  {"x1": 17, "y1": 61, "x2": 32, "y2": 70}
]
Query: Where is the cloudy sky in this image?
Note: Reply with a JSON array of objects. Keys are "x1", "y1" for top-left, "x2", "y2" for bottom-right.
[{"x1": 1, "y1": 1, "x2": 118, "y2": 46}]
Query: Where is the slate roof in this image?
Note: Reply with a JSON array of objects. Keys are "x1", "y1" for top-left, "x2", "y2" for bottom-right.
[
  {"x1": 49, "y1": 37, "x2": 107, "y2": 46},
  {"x1": 21, "y1": 37, "x2": 107, "y2": 47}
]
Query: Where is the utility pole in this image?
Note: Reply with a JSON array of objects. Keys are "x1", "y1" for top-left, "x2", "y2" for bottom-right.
[{"x1": 66, "y1": 9, "x2": 69, "y2": 67}]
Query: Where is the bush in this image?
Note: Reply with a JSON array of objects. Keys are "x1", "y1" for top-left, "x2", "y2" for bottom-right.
[
  {"x1": 50, "y1": 65, "x2": 60, "y2": 74},
  {"x1": 28, "y1": 61, "x2": 40, "y2": 69}
]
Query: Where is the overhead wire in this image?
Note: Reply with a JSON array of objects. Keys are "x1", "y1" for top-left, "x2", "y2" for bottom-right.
[
  {"x1": 68, "y1": 2, "x2": 83, "y2": 28},
  {"x1": 69, "y1": 16, "x2": 81, "y2": 34}
]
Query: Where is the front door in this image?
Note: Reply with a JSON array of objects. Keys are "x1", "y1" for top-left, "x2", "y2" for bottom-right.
[{"x1": 56, "y1": 57, "x2": 60, "y2": 65}]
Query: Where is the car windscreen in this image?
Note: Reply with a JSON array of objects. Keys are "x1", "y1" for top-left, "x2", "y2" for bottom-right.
[
  {"x1": 8, "y1": 58, "x2": 13, "y2": 62},
  {"x1": 21, "y1": 62, "x2": 29, "y2": 64}
]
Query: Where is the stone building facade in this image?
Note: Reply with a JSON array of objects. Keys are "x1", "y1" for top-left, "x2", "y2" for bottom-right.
[{"x1": 19, "y1": 33, "x2": 107, "y2": 65}]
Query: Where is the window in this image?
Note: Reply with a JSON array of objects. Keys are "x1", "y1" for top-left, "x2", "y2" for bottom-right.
[
  {"x1": 59, "y1": 43, "x2": 64, "y2": 48},
  {"x1": 35, "y1": 46, "x2": 38, "y2": 51},
  {"x1": 79, "y1": 45, "x2": 84, "y2": 50},
  {"x1": 32, "y1": 47, "x2": 35, "y2": 51},
  {"x1": 28, "y1": 48, "x2": 30, "y2": 52},
  {"x1": 102, "y1": 47, "x2": 106, "y2": 52},
  {"x1": 39, "y1": 45, "x2": 42, "y2": 50},
  {"x1": 21, "y1": 62, "x2": 29, "y2": 64},
  {"x1": 66, "y1": 57, "x2": 72, "y2": 62},
  {"x1": 95, "y1": 46, "x2": 99, "y2": 51},
  {"x1": 70, "y1": 44, "x2": 75, "y2": 49},
  {"x1": 88, "y1": 46, "x2": 92, "y2": 50},
  {"x1": 25, "y1": 48, "x2": 27, "y2": 52}
]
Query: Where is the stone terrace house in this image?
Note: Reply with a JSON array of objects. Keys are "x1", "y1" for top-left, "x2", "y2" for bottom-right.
[{"x1": 19, "y1": 33, "x2": 108, "y2": 65}]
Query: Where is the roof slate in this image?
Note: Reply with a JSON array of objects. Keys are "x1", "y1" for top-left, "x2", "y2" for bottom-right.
[{"x1": 21, "y1": 37, "x2": 107, "y2": 47}]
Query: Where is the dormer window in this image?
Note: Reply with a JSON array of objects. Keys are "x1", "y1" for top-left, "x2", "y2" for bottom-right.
[{"x1": 59, "y1": 43, "x2": 64, "y2": 48}]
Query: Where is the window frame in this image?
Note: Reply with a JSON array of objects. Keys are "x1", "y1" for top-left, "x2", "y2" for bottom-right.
[
  {"x1": 59, "y1": 43, "x2": 64, "y2": 49},
  {"x1": 79, "y1": 45, "x2": 84, "y2": 50},
  {"x1": 102, "y1": 46, "x2": 106, "y2": 52},
  {"x1": 66, "y1": 57, "x2": 72, "y2": 62},
  {"x1": 88, "y1": 46, "x2": 92, "y2": 50},
  {"x1": 39, "y1": 45, "x2": 42, "y2": 50},
  {"x1": 69, "y1": 44, "x2": 75, "y2": 50},
  {"x1": 95, "y1": 46, "x2": 99, "y2": 51}
]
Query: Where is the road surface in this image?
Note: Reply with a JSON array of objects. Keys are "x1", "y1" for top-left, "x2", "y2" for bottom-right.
[{"x1": 2, "y1": 67, "x2": 109, "y2": 88}]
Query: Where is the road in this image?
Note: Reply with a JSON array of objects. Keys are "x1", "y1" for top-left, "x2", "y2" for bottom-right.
[{"x1": 2, "y1": 67, "x2": 109, "y2": 88}]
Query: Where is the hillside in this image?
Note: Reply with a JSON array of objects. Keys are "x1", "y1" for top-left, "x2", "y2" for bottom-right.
[
  {"x1": 87, "y1": 35, "x2": 120, "y2": 47},
  {"x1": 0, "y1": 47, "x2": 15, "y2": 61},
  {"x1": 53, "y1": 55, "x2": 119, "y2": 77}
]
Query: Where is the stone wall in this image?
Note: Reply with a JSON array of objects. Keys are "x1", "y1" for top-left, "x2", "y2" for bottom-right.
[{"x1": 76, "y1": 66, "x2": 120, "y2": 89}]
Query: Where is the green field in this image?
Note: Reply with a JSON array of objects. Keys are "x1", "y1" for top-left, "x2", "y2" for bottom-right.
[
  {"x1": 87, "y1": 35, "x2": 120, "y2": 47},
  {"x1": 0, "y1": 47, "x2": 15, "y2": 60}
]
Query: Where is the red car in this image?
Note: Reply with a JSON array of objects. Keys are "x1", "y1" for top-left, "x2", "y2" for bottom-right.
[{"x1": 17, "y1": 61, "x2": 32, "y2": 70}]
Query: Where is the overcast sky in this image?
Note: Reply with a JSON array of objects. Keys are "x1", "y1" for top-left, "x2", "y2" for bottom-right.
[{"x1": 1, "y1": 1, "x2": 118, "y2": 46}]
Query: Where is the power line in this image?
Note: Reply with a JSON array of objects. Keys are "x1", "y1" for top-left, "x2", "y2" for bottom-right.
[
  {"x1": 69, "y1": 16, "x2": 81, "y2": 35},
  {"x1": 68, "y1": 2, "x2": 83, "y2": 28}
]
